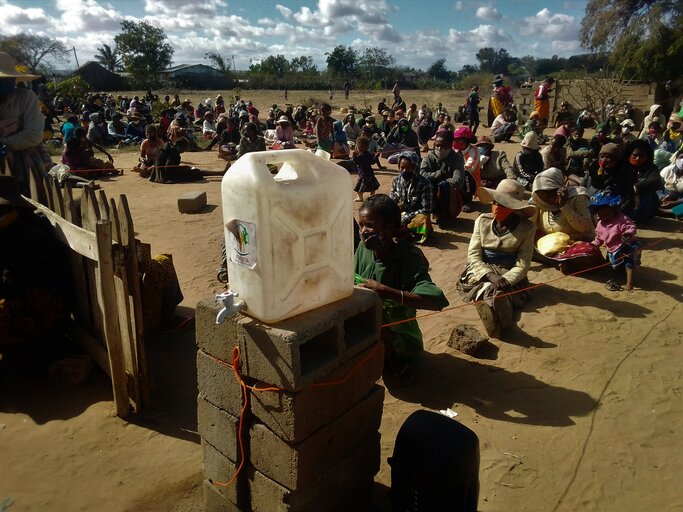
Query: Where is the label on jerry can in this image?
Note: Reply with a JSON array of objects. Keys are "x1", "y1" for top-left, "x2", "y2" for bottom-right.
[{"x1": 227, "y1": 220, "x2": 257, "y2": 269}]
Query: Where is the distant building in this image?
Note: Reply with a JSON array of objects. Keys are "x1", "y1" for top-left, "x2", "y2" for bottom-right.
[
  {"x1": 159, "y1": 64, "x2": 230, "y2": 89},
  {"x1": 74, "y1": 61, "x2": 128, "y2": 90}
]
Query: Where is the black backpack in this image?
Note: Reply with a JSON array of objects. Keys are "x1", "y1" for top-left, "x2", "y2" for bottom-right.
[{"x1": 389, "y1": 410, "x2": 479, "y2": 511}]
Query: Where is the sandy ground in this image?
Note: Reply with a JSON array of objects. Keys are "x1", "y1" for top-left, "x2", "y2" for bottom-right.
[{"x1": 2, "y1": 91, "x2": 683, "y2": 512}]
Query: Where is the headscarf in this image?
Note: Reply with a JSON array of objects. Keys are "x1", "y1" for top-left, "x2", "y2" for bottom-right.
[
  {"x1": 598, "y1": 143, "x2": 621, "y2": 160},
  {"x1": 531, "y1": 168, "x2": 589, "y2": 211},
  {"x1": 397, "y1": 150, "x2": 419, "y2": 170}
]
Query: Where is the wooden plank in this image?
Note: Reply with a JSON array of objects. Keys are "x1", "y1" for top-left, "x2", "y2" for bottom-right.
[
  {"x1": 81, "y1": 188, "x2": 101, "y2": 232},
  {"x1": 95, "y1": 220, "x2": 130, "y2": 418},
  {"x1": 63, "y1": 182, "x2": 79, "y2": 226},
  {"x1": 118, "y1": 194, "x2": 150, "y2": 406},
  {"x1": 69, "y1": 320, "x2": 110, "y2": 377},
  {"x1": 67, "y1": 250, "x2": 93, "y2": 331},
  {"x1": 25, "y1": 197, "x2": 99, "y2": 261},
  {"x1": 86, "y1": 257, "x2": 105, "y2": 348},
  {"x1": 109, "y1": 198, "x2": 141, "y2": 411},
  {"x1": 98, "y1": 190, "x2": 110, "y2": 221},
  {"x1": 28, "y1": 164, "x2": 48, "y2": 206},
  {"x1": 112, "y1": 245, "x2": 140, "y2": 411},
  {"x1": 43, "y1": 173, "x2": 55, "y2": 211},
  {"x1": 50, "y1": 178, "x2": 65, "y2": 218}
]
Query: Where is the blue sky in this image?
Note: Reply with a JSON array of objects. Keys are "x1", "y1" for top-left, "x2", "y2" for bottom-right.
[{"x1": 0, "y1": 0, "x2": 588, "y2": 71}]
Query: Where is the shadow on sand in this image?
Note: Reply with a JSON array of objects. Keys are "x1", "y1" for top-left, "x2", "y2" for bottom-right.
[
  {"x1": 386, "y1": 350, "x2": 597, "y2": 427},
  {"x1": 1, "y1": 310, "x2": 200, "y2": 445}
]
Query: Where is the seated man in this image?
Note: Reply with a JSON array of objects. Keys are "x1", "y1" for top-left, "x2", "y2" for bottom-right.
[
  {"x1": 419, "y1": 130, "x2": 471, "y2": 226},
  {"x1": 389, "y1": 151, "x2": 433, "y2": 243}
]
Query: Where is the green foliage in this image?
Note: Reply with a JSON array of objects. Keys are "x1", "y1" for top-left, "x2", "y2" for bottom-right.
[
  {"x1": 54, "y1": 76, "x2": 91, "y2": 104},
  {"x1": 114, "y1": 20, "x2": 174, "y2": 87},
  {"x1": 357, "y1": 47, "x2": 394, "y2": 82},
  {"x1": 476, "y1": 47, "x2": 516, "y2": 75},
  {"x1": 325, "y1": 45, "x2": 357, "y2": 77},
  {"x1": 205, "y1": 52, "x2": 231, "y2": 73},
  {"x1": 608, "y1": 14, "x2": 683, "y2": 81},
  {"x1": 427, "y1": 59, "x2": 450, "y2": 81},
  {"x1": 94, "y1": 44, "x2": 122, "y2": 72},
  {"x1": 0, "y1": 33, "x2": 68, "y2": 73},
  {"x1": 580, "y1": 0, "x2": 682, "y2": 81},
  {"x1": 290, "y1": 56, "x2": 318, "y2": 74},
  {"x1": 460, "y1": 72, "x2": 496, "y2": 90}
]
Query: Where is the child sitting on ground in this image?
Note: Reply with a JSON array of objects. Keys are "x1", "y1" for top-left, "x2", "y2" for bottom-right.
[
  {"x1": 590, "y1": 191, "x2": 641, "y2": 291},
  {"x1": 353, "y1": 136, "x2": 381, "y2": 202}
]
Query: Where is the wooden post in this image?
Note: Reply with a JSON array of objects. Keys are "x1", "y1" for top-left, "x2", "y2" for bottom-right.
[
  {"x1": 117, "y1": 195, "x2": 150, "y2": 405},
  {"x1": 96, "y1": 220, "x2": 130, "y2": 417}
]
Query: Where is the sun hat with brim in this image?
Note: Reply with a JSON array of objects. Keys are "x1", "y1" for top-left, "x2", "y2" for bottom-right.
[
  {"x1": 478, "y1": 179, "x2": 536, "y2": 217},
  {"x1": 276, "y1": 116, "x2": 290, "y2": 124},
  {"x1": 0, "y1": 53, "x2": 40, "y2": 82},
  {"x1": 0, "y1": 175, "x2": 35, "y2": 210},
  {"x1": 520, "y1": 131, "x2": 540, "y2": 150}
]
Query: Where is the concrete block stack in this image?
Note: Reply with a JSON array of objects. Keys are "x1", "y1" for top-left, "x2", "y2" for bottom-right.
[{"x1": 196, "y1": 287, "x2": 385, "y2": 511}]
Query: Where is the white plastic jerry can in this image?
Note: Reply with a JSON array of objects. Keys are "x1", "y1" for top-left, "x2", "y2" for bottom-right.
[{"x1": 221, "y1": 149, "x2": 354, "y2": 323}]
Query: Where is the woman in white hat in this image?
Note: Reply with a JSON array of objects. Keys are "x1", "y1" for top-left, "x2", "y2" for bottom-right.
[
  {"x1": 274, "y1": 115, "x2": 295, "y2": 149},
  {"x1": 511, "y1": 131, "x2": 544, "y2": 190},
  {"x1": 0, "y1": 52, "x2": 51, "y2": 195},
  {"x1": 457, "y1": 179, "x2": 536, "y2": 338}
]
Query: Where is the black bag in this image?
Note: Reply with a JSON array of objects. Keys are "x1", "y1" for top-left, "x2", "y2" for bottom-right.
[{"x1": 389, "y1": 410, "x2": 479, "y2": 512}]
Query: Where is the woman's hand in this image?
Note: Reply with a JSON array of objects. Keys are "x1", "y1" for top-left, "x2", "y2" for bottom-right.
[
  {"x1": 359, "y1": 279, "x2": 388, "y2": 297},
  {"x1": 557, "y1": 187, "x2": 568, "y2": 207},
  {"x1": 486, "y1": 272, "x2": 509, "y2": 293}
]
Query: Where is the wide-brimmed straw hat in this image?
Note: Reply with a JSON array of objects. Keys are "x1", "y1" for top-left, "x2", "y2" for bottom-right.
[
  {"x1": 521, "y1": 131, "x2": 540, "y2": 150},
  {"x1": 276, "y1": 115, "x2": 290, "y2": 124},
  {"x1": 0, "y1": 52, "x2": 40, "y2": 82},
  {"x1": 478, "y1": 179, "x2": 536, "y2": 216},
  {"x1": 0, "y1": 175, "x2": 35, "y2": 210}
]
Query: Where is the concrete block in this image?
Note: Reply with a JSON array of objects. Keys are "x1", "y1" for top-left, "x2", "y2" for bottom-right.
[
  {"x1": 178, "y1": 191, "x2": 207, "y2": 213},
  {"x1": 197, "y1": 349, "x2": 246, "y2": 417},
  {"x1": 249, "y1": 432, "x2": 381, "y2": 512},
  {"x1": 239, "y1": 287, "x2": 381, "y2": 391},
  {"x1": 250, "y1": 342, "x2": 384, "y2": 443},
  {"x1": 196, "y1": 299, "x2": 242, "y2": 361},
  {"x1": 198, "y1": 394, "x2": 246, "y2": 461},
  {"x1": 203, "y1": 479, "x2": 244, "y2": 512},
  {"x1": 202, "y1": 439, "x2": 249, "y2": 506},
  {"x1": 250, "y1": 384, "x2": 384, "y2": 490}
]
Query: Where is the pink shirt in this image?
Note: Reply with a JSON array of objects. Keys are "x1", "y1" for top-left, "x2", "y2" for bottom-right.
[{"x1": 592, "y1": 212, "x2": 637, "y2": 253}]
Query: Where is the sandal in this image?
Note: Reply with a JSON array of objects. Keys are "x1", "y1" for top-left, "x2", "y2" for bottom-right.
[{"x1": 604, "y1": 279, "x2": 622, "y2": 292}]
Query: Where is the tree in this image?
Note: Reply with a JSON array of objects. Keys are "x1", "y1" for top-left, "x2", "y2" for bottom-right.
[
  {"x1": 260, "y1": 54, "x2": 290, "y2": 77},
  {"x1": 114, "y1": 20, "x2": 174, "y2": 87},
  {"x1": 357, "y1": 47, "x2": 394, "y2": 81},
  {"x1": 290, "y1": 56, "x2": 317, "y2": 75},
  {"x1": 94, "y1": 44, "x2": 122, "y2": 72},
  {"x1": 325, "y1": 45, "x2": 357, "y2": 77},
  {"x1": 580, "y1": 0, "x2": 683, "y2": 80},
  {"x1": 427, "y1": 58, "x2": 450, "y2": 81},
  {"x1": 475, "y1": 47, "x2": 497, "y2": 73},
  {"x1": 205, "y1": 52, "x2": 231, "y2": 73},
  {"x1": 476, "y1": 47, "x2": 516, "y2": 75},
  {"x1": 0, "y1": 33, "x2": 68, "y2": 73}
]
